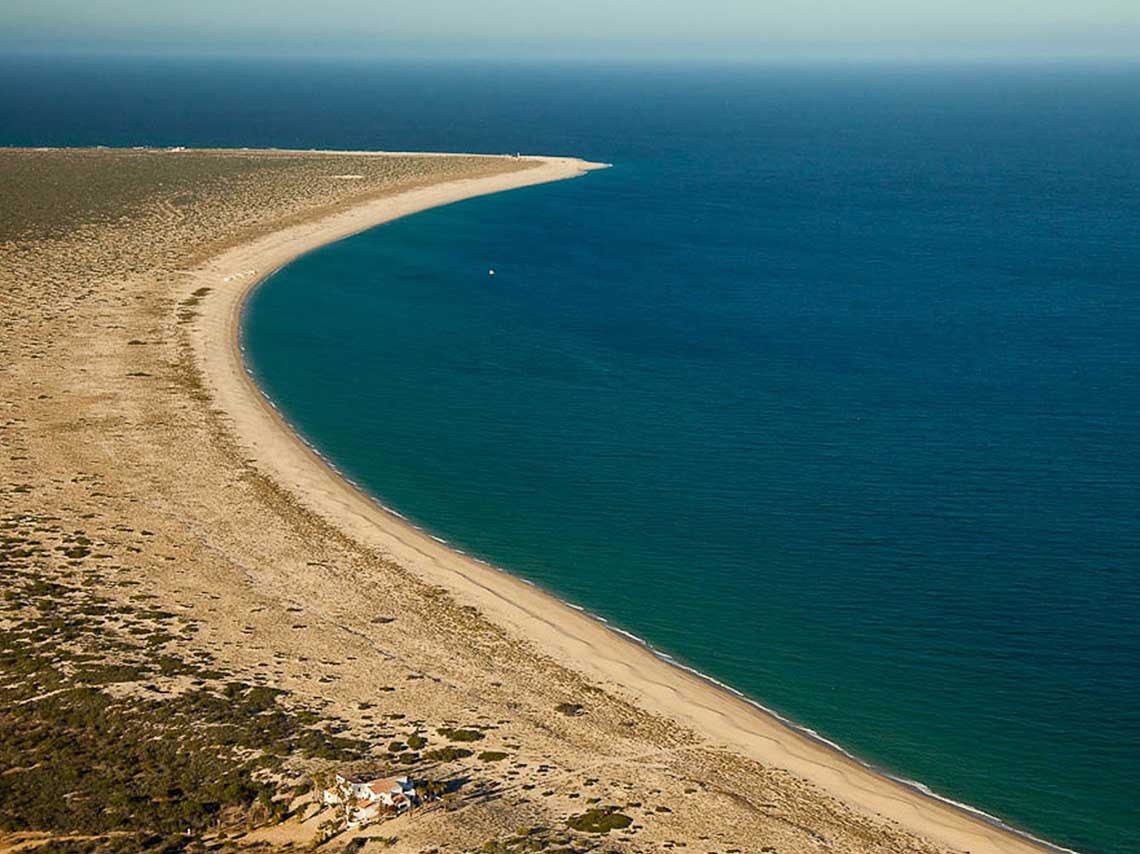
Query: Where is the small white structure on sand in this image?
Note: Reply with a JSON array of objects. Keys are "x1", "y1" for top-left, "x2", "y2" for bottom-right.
[{"x1": 324, "y1": 773, "x2": 419, "y2": 826}]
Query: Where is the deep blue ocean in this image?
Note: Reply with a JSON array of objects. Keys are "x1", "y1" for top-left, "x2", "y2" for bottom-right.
[{"x1": 4, "y1": 56, "x2": 1138, "y2": 854}]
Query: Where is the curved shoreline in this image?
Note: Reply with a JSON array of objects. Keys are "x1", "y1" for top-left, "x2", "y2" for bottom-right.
[{"x1": 190, "y1": 151, "x2": 1067, "y2": 854}]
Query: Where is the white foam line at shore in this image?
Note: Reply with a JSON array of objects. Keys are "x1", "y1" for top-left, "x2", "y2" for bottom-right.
[
  {"x1": 567, "y1": 608, "x2": 1080, "y2": 854},
  {"x1": 612, "y1": 627, "x2": 646, "y2": 644}
]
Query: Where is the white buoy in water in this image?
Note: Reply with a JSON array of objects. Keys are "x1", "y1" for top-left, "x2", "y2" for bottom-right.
[{"x1": 488, "y1": 269, "x2": 496, "y2": 277}]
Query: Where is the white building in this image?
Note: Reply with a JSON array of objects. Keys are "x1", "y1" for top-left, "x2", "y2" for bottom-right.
[{"x1": 324, "y1": 773, "x2": 419, "y2": 826}]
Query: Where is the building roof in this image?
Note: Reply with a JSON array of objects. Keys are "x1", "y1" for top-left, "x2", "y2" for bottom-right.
[{"x1": 367, "y1": 777, "x2": 408, "y2": 795}]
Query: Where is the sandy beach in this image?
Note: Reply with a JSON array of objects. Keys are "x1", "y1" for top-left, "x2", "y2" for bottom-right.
[{"x1": 0, "y1": 147, "x2": 1063, "y2": 853}]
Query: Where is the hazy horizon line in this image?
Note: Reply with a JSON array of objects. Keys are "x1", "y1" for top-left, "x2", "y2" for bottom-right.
[{"x1": 4, "y1": 44, "x2": 1140, "y2": 66}]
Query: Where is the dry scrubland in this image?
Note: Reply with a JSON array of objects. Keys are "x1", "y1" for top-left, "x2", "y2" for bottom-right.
[{"x1": 2, "y1": 148, "x2": 956, "y2": 853}]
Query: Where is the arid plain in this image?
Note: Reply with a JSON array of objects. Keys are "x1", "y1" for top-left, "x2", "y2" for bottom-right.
[{"x1": 0, "y1": 148, "x2": 1055, "y2": 854}]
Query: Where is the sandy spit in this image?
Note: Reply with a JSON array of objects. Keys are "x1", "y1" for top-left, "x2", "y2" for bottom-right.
[{"x1": 185, "y1": 151, "x2": 1060, "y2": 854}]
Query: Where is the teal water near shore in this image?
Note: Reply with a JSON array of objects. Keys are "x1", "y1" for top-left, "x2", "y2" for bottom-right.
[{"x1": 7, "y1": 57, "x2": 1138, "y2": 853}]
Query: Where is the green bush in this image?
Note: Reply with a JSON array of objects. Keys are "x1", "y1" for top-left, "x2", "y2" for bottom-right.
[
  {"x1": 566, "y1": 806, "x2": 633, "y2": 834},
  {"x1": 437, "y1": 726, "x2": 484, "y2": 742},
  {"x1": 423, "y1": 747, "x2": 473, "y2": 762}
]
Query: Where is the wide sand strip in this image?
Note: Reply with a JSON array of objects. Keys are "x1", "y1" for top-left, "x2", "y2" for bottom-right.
[{"x1": 187, "y1": 151, "x2": 1058, "y2": 854}]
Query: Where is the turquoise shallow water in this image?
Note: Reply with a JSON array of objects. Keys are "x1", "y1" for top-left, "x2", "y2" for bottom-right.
[{"x1": 6, "y1": 57, "x2": 1138, "y2": 853}]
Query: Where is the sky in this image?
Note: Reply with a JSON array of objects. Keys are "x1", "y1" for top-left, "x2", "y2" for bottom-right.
[{"x1": 3, "y1": 0, "x2": 1139, "y2": 61}]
